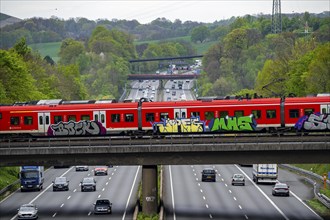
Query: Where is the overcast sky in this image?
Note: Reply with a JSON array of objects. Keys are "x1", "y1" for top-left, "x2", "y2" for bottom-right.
[{"x1": 1, "y1": 0, "x2": 329, "y2": 24}]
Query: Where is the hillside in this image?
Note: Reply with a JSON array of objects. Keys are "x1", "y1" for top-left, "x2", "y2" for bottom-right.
[{"x1": 0, "y1": 13, "x2": 21, "y2": 28}]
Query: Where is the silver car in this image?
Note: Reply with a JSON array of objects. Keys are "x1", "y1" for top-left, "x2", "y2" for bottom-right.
[
  {"x1": 231, "y1": 174, "x2": 245, "y2": 186},
  {"x1": 17, "y1": 204, "x2": 38, "y2": 220},
  {"x1": 75, "y1": 165, "x2": 89, "y2": 171}
]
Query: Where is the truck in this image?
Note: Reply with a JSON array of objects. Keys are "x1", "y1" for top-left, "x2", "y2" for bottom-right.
[
  {"x1": 252, "y1": 164, "x2": 278, "y2": 184},
  {"x1": 19, "y1": 166, "x2": 44, "y2": 192}
]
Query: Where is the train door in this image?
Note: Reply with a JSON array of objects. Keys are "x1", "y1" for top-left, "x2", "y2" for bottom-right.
[
  {"x1": 93, "y1": 111, "x2": 106, "y2": 127},
  {"x1": 321, "y1": 105, "x2": 330, "y2": 114},
  {"x1": 174, "y1": 108, "x2": 187, "y2": 119},
  {"x1": 38, "y1": 112, "x2": 50, "y2": 135}
]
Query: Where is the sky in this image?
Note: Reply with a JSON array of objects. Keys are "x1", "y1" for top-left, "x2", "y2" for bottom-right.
[{"x1": 1, "y1": 0, "x2": 329, "y2": 24}]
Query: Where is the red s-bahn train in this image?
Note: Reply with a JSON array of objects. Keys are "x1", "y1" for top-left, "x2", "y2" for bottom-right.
[{"x1": 0, "y1": 96, "x2": 329, "y2": 139}]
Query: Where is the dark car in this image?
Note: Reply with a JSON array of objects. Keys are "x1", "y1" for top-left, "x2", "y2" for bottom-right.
[
  {"x1": 52, "y1": 177, "x2": 69, "y2": 191},
  {"x1": 94, "y1": 167, "x2": 108, "y2": 176},
  {"x1": 81, "y1": 177, "x2": 96, "y2": 192},
  {"x1": 272, "y1": 183, "x2": 290, "y2": 196},
  {"x1": 231, "y1": 174, "x2": 245, "y2": 186},
  {"x1": 17, "y1": 204, "x2": 38, "y2": 220},
  {"x1": 93, "y1": 199, "x2": 112, "y2": 214},
  {"x1": 201, "y1": 168, "x2": 216, "y2": 182}
]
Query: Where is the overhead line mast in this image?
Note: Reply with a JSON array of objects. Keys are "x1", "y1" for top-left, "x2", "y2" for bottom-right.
[{"x1": 272, "y1": 0, "x2": 282, "y2": 33}]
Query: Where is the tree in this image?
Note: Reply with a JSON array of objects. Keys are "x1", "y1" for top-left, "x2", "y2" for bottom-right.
[
  {"x1": 191, "y1": 26, "x2": 210, "y2": 43},
  {"x1": 59, "y1": 38, "x2": 85, "y2": 65}
]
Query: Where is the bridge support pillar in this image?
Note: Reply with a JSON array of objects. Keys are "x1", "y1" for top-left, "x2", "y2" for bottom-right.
[{"x1": 142, "y1": 165, "x2": 158, "y2": 215}]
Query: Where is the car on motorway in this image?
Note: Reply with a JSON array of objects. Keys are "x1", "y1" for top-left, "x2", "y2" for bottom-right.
[
  {"x1": 52, "y1": 177, "x2": 69, "y2": 191},
  {"x1": 81, "y1": 177, "x2": 96, "y2": 191},
  {"x1": 93, "y1": 199, "x2": 112, "y2": 214},
  {"x1": 272, "y1": 182, "x2": 290, "y2": 196},
  {"x1": 172, "y1": 91, "x2": 176, "y2": 96},
  {"x1": 201, "y1": 168, "x2": 216, "y2": 182},
  {"x1": 75, "y1": 165, "x2": 89, "y2": 171},
  {"x1": 94, "y1": 166, "x2": 108, "y2": 176},
  {"x1": 231, "y1": 173, "x2": 245, "y2": 185},
  {"x1": 17, "y1": 204, "x2": 38, "y2": 220}
]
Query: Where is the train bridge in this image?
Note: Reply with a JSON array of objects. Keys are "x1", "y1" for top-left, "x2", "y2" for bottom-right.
[
  {"x1": 127, "y1": 73, "x2": 200, "y2": 81},
  {"x1": 1, "y1": 133, "x2": 329, "y2": 214}
]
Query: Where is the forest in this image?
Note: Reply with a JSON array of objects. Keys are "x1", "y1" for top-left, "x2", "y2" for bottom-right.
[{"x1": 0, "y1": 12, "x2": 329, "y2": 104}]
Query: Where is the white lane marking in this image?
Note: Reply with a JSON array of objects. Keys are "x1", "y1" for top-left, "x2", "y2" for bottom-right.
[
  {"x1": 10, "y1": 167, "x2": 74, "y2": 220},
  {"x1": 203, "y1": 196, "x2": 206, "y2": 200},
  {"x1": 291, "y1": 190, "x2": 323, "y2": 219},
  {"x1": 221, "y1": 178, "x2": 224, "y2": 181},
  {"x1": 106, "y1": 182, "x2": 109, "y2": 185},
  {"x1": 98, "y1": 195, "x2": 101, "y2": 198},
  {"x1": 200, "y1": 189, "x2": 203, "y2": 193},
  {"x1": 245, "y1": 214, "x2": 249, "y2": 219},
  {"x1": 194, "y1": 173, "x2": 197, "y2": 176},
  {"x1": 122, "y1": 166, "x2": 140, "y2": 220},
  {"x1": 109, "y1": 177, "x2": 112, "y2": 180},
  {"x1": 102, "y1": 188, "x2": 105, "y2": 191},
  {"x1": 73, "y1": 189, "x2": 77, "y2": 192},
  {"x1": 225, "y1": 184, "x2": 228, "y2": 187},
  {"x1": 238, "y1": 205, "x2": 242, "y2": 209},
  {"x1": 229, "y1": 190, "x2": 232, "y2": 194},
  {"x1": 233, "y1": 197, "x2": 237, "y2": 201},
  {"x1": 196, "y1": 178, "x2": 199, "y2": 181},
  {"x1": 60, "y1": 203, "x2": 64, "y2": 208},
  {"x1": 67, "y1": 196, "x2": 71, "y2": 200},
  {"x1": 206, "y1": 204, "x2": 209, "y2": 208},
  {"x1": 88, "y1": 211, "x2": 92, "y2": 216},
  {"x1": 193, "y1": 169, "x2": 195, "y2": 172},
  {"x1": 198, "y1": 183, "x2": 201, "y2": 187},
  {"x1": 209, "y1": 214, "x2": 213, "y2": 219},
  {"x1": 52, "y1": 213, "x2": 57, "y2": 218},
  {"x1": 169, "y1": 165, "x2": 176, "y2": 220},
  {"x1": 235, "y1": 165, "x2": 289, "y2": 220}
]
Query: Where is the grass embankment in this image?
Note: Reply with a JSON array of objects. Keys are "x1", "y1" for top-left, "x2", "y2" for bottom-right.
[{"x1": 0, "y1": 167, "x2": 20, "y2": 200}]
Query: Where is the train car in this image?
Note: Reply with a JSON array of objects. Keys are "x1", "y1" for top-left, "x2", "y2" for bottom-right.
[{"x1": 0, "y1": 96, "x2": 329, "y2": 138}]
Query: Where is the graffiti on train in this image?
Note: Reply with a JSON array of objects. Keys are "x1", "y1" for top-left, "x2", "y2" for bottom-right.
[
  {"x1": 48, "y1": 121, "x2": 107, "y2": 136},
  {"x1": 209, "y1": 115, "x2": 257, "y2": 132},
  {"x1": 153, "y1": 117, "x2": 206, "y2": 133},
  {"x1": 295, "y1": 113, "x2": 330, "y2": 131}
]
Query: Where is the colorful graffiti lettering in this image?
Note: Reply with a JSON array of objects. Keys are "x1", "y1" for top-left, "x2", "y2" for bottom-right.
[
  {"x1": 47, "y1": 121, "x2": 107, "y2": 136},
  {"x1": 152, "y1": 117, "x2": 206, "y2": 133},
  {"x1": 209, "y1": 115, "x2": 257, "y2": 132},
  {"x1": 295, "y1": 113, "x2": 330, "y2": 131}
]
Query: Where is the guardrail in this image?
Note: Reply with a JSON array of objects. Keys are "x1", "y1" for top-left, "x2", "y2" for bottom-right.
[{"x1": 280, "y1": 164, "x2": 330, "y2": 209}]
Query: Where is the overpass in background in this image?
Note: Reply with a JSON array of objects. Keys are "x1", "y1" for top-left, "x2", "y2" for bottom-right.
[
  {"x1": 129, "y1": 55, "x2": 203, "y2": 63},
  {"x1": 127, "y1": 73, "x2": 200, "y2": 80}
]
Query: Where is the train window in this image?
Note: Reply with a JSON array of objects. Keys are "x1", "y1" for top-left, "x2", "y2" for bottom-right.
[
  {"x1": 24, "y1": 116, "x2": 33, "y2": 125},
  {"x1": 101, "y1": 114, "x2": 105, "y2": 123},
  {"x1": 251, "y1": 110, "x2": 261, "y2": 119},
  {"x1": 321, "y1": 108, "x2": 326, "y2": 114},
  {"x1": 125, "y1": 114, "x2": 134, "y2": 122},
  {"x1": 39, "y1": 116, "x2": 43, "y2": 125},
  {"x1": 191, "y1": 112, "x2": 200, "y2": 117},
  {"x1": 46, "y1": 116, "x2": 49, "y2": 124},
  {"x1": 81, "y1": 115, "x2": 90, "y2": 121},
  {"x1": 68, "y1": 115, "x2": 76, "y2": 122},
  {"x1": 205, "y1": 111, "x2": 214, "y2": 120},
  {"x1": 145, "y1": 113, "x2": 155, "y2": 122},
  {"x1": 304, "y1": 108, "x2": 314, "y2": 116},
  {"x1": 10, "y1": 117, "x2": 19, "y2": 125},
  {"x1": 235, "y1": 111, "x2": 244, "y2": 118},
  {"x1": 219, "y1": 111, "x2": 228, "y2": 118},
  {"x1": 266, "y1": 110, "x2": 276, "y2": 119},
  {"x1": 289, "y1": 109, "x2": 299, "y2": 118},
  {"x1": 111, "y1": 114, "x2": 120, "y2": 123},
  {"x1": 160, "y1": 113, "x2": 168, "y2": 120},
  {"x1": 54, "y1": 116, "x2": 62, "y2": 124},
  {"x1": 0, "y1": 113, "x2": 2, "y2": 119},
  {"x1": 94, "y1": 114, "x2": 99, "y2": 121}
]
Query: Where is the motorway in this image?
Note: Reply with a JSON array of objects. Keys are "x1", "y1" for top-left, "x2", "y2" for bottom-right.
[
  {"x1": 0, "y1": 166, "x2": 141, "y2": 220},
  {"x1": 0, "y1": 76, "x2": 326, "y2": 220},
  {"x1": 162, "y1": 165, "x2": 322, "y2": 220}
]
